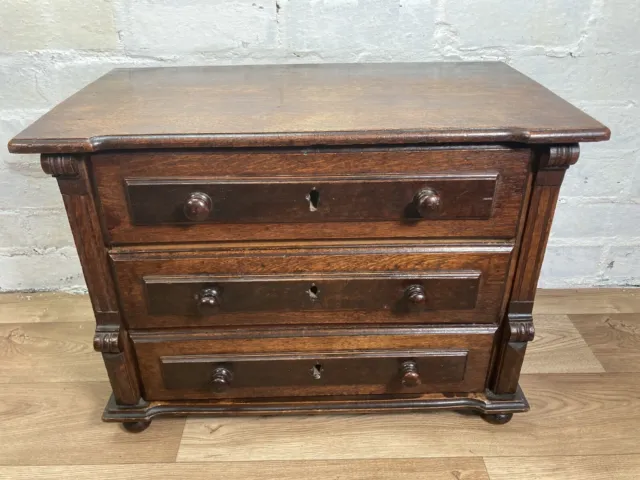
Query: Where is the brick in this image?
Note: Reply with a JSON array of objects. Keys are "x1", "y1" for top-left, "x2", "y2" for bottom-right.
[
  {"x1": 0, "y1": 113, "x2": 61, "y2": 209},
  {"x1": 631, "y1": 160, "x2": 640, "y2": 200},
  {"x1": 561, "y1": 148, "x2": 636, "y2": 198},
  {"x1": 444, "y1": 0, "x2": 591, "y2": 49},
  {"x1": 602, "y1": 246, "x2": 640, "y2": 285},
  {"x1": 0, "y1": 54, "x2": 133, "y2": 110},
  {"x1": 510, "y1": 54, "x2": 640, "y2": 104},
  {"x1": 282, "y1": 0, "x2": 437, "y2": 60},
  {"x1": 0, "y1": 0, "x2": 119, "y2": 52},
  {"x1": 584, "y1": 0, "x2": 640, "y2": 54},
  {"x1": 608, "y1": 204, "x2": 640, "y2": 239},
  {"x1": 0, "y1": 247, "x2": 84, "y2": 292},
  {"x1": 539, "y1": 245, "x2": 604, "y2": 287},
  {"x1": 119, "y1": 0, "x2": 278, "y2": 55},
  {"x1": 550, "y1": 201, "x2": 616, "y2": 239},
  {"x1": 576, "y1": 101, "x2": 640, "y2": 151},
  {"x1": 550, "y1": 200, "x2": 639, "y2": 241},
  {"x1": 0, "y1": 211, "x2": 73, "y2": 249}
]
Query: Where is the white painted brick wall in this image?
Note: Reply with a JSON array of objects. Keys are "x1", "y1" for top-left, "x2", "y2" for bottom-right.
[{"x1": 1, "y1": 0, "x2": 638, "y2": 291}]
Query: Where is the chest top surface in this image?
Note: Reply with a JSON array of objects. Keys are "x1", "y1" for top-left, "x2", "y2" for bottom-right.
[{"x1": 8, "y1": 62, "x2": 609, "y2": 154}]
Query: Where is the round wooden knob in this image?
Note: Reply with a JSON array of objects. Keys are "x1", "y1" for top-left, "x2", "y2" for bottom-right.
[
  {"x1": 199, "y1": 287, "x2": 222, "y2": 312},
  {"x1": 211, "y1": 367, "x2": 232, "y2": 393},
  {"x1": 184, "y1": 192, "x2": 212, "y2": 222},
  {"x1": 401, "y1": 361, "x2": 421, "y2": 387},
  {"x1": 405, "y1": 284, "x2": 426, "y2": 304},
  {"x1": 413, "y1": 187, "x2": 441, "y2": 215}
]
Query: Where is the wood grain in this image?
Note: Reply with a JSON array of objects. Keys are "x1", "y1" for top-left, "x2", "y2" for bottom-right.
[
  {"x1": 521, "y1": 314, "x2": 604, "y2": 374},
  {"x1": 0, "y1": 458, "x2": 490, "y2": 480},
  {"x1": 0, "y1": 293, "x2": 93, "y2": 324},
  {"x1": 0, "y1": 289, "x2": 638, "y2": 479},
  {"x1": 125, "y1": 174, "x2": 499, "y2": 224},
  {"x1": 94, "y1": 146, "x2": 529, "y2": 244},
  {"x1": 485, "y1": 455, "x2": 640, "y2": 480},
  {"x1": 534, "y1": 288, "x2": 640, "y2": 314},
  {"x1": 571, "y1": 313, "x2": 640, "y2": 373},
  {"x1": 43, "y1": 155, "x2": 143, "y2": 405},
  {"x1": 113, "y1": 245, "x2": 511, "y2": 328},
  {"x1": 132, "y1": 327, "x2": 495, "y2": 400},
  {"x1": 488, "y1": 145, "x2": 576, "y2": 395},
  {"x1": 0, "y1": 322, "x2": 104, "y2": 383},
  {"x1": 0, "y1": 382, "x2": 185, "y2": 466},
  {"x1": 177, "y1": 373, "x2": 640, "y2": 461},
  {"x1": 8, "y1": 62, "x2": 609, "y2": 154}
]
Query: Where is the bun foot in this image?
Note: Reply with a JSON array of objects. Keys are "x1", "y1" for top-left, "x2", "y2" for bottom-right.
[
  {"x1": 121, "y1": 420, "x2": 151, "y2": 433},
  {"x1": 482, "y1": 413, "x2": 513, "y2": 425}
]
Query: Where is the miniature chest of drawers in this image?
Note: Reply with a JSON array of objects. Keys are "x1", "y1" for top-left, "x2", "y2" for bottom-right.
[{"x1": 9, "y1": 62, "x2": 609, "y2": 432}]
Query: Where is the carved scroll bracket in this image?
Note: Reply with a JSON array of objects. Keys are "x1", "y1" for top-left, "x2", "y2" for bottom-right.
[
  {"x1": 536, "y1": 144, "x2": 580, "y2": 186},
  {"x1": 93, "y1": 327, "x2": 121, "y2": 354},
  {"x1": 543, "y1": 145, "x2": 580, "y2": 170},
  {"x1": 509, "y1": 319, "x2": 535, "y2": 343},
  {"x1": 41, "y1": 155, "x2": 80, "y2": 177}
]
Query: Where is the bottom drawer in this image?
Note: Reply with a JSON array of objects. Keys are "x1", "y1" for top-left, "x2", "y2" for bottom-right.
[{"x1": 131, "y1": 327, "x2": 496, "y2": 400}]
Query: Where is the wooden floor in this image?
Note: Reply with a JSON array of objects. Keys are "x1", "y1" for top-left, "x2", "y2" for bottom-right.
[{"x1": 0, "y1": 289, "x2": 639, "y2": 479}]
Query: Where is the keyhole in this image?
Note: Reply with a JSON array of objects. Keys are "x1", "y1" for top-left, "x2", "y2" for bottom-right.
[
  {"x1": 307, "y1": 284, "x2": 319, "y2": 301},
  {"x1": 306, "y1": 188, "x2": 320, "y2": 212},
  {"x1": 311, "y1": 363, "x2": 323, "y2": 380}
]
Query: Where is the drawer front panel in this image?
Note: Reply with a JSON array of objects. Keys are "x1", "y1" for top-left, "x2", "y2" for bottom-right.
[
  {"x1": 112, "y1": 245, "x2": 511, "y2": 328},
  {"x1": 145, "y1": 272, "x2": 480, "y2": 316},
  {"x1": 162, "y1": 351, "x2": 468, "y2": 391},
  {"x1": 93, "y1": 146, "x2": 530, "y2": 244},
  {"x1": 131, "y1": 327, "x2": 495, "y2": 400},
  {"x1": 126, "y1": 175, "x2": 497, "y2": 225}
]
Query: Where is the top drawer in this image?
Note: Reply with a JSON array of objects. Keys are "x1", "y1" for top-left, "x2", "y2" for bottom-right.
[{"x1": 92, "y1": 146, "x2": 530, "y2": 244}]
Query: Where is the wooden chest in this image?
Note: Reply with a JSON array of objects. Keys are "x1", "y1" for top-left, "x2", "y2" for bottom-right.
[{"x1": 8, "y1": 62, "x2": 610, "y2": 432}]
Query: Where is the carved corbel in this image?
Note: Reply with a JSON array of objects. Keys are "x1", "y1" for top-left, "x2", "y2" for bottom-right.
[
  {"x1": 93, "y1": 327, "x2": 121, "y2": 354},
  {"x1": 41, "y1": 155, "x2": 80, "y2": 177},
  {"x1": 542, "y1": 145, "x2": 580, "y2": 170},
  {"x1": 536, "y1": 144, "x2": 580, "y2": 186},
  {"x1": 40, "y1": 154, "x2": 88, "y2": 195},
  {"x1": 509, "y1": 319, "x2": 535, "y2": 343},
  {"x1": 40, "y1": 153, "x2": 141, "y2": 405}
]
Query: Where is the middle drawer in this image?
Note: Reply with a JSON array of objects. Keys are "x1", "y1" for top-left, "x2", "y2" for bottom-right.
[{"x1": 112, "y1": 244, "x2": 512, "y2": 328}]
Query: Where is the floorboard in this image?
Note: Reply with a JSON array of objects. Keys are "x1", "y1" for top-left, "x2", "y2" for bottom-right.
[
  {"x1": 522, "y1": 314, "x2": 604, "y2": 374},
  {"x1": 571, "y1": 313, "x2": 640, "y2": 373},
  {"x1": 0, "y1": 322, "x2": 103, "y2": 383},
  {"x1": 0, "y1": 289, "x2": 638, "y2": 479},
  {"x1": 0, "y1": 458, "x2": 490, "y2": 480},
  {"x1": 0, "y1": 382, "x2": 185, "y2": 466},
  {"x1": 0, "y1": 292, "x2": 93, "y2": 324},
  {"x1": 177, "y1": 374, "x2": 640, "y2": 461},
  {"x1": 484, "y1": 454, "x2": 640, "y2": 480},
  {"x1": 534, "y1": 288, "x2": 640, "y2": 314}
]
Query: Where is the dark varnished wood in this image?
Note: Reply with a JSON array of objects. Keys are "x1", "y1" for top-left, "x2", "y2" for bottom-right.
[
  {"x1": 8, "y1": 63, "x2": 609, "y2": 154},
  {"x1": 482, "y1": 413, "x2": 514, "y2": 425},
  {"x1": 102, "y1": 386, "x2": 530, "y2": 423},
  {"x1": 95, "y1": 146, "x2": 528, "y2": 243},
  {"x1": 121, "y1": 420, "x2": 151, "y2": 433},
  {"x1": 125, "y1": 174, "x2": 497, "y2": 225},
  {"x1": 111, "y1": 245, "x2": 512, "y2": 328},
  {"x1": 143, "y1": 272, "x2": 481, "y2": 316},
  {"x1": 9, "y1": 63, "x2": 610, "y2": 430},
  {"x1": 130, "y1": 326, "x2": 495, "y2": 400},
  {"x1": 160, "y1": 350, "x2": 468, "y2": 398},
  {"x1": 182, "y1": 192, "x2": 212, "y2": 222},
  {"x1": 490, "y1": 145, "x2": 578, "y2": 395},
  {"x1": 40, "y1": 154, "x2": 142, "y2": 406}
]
